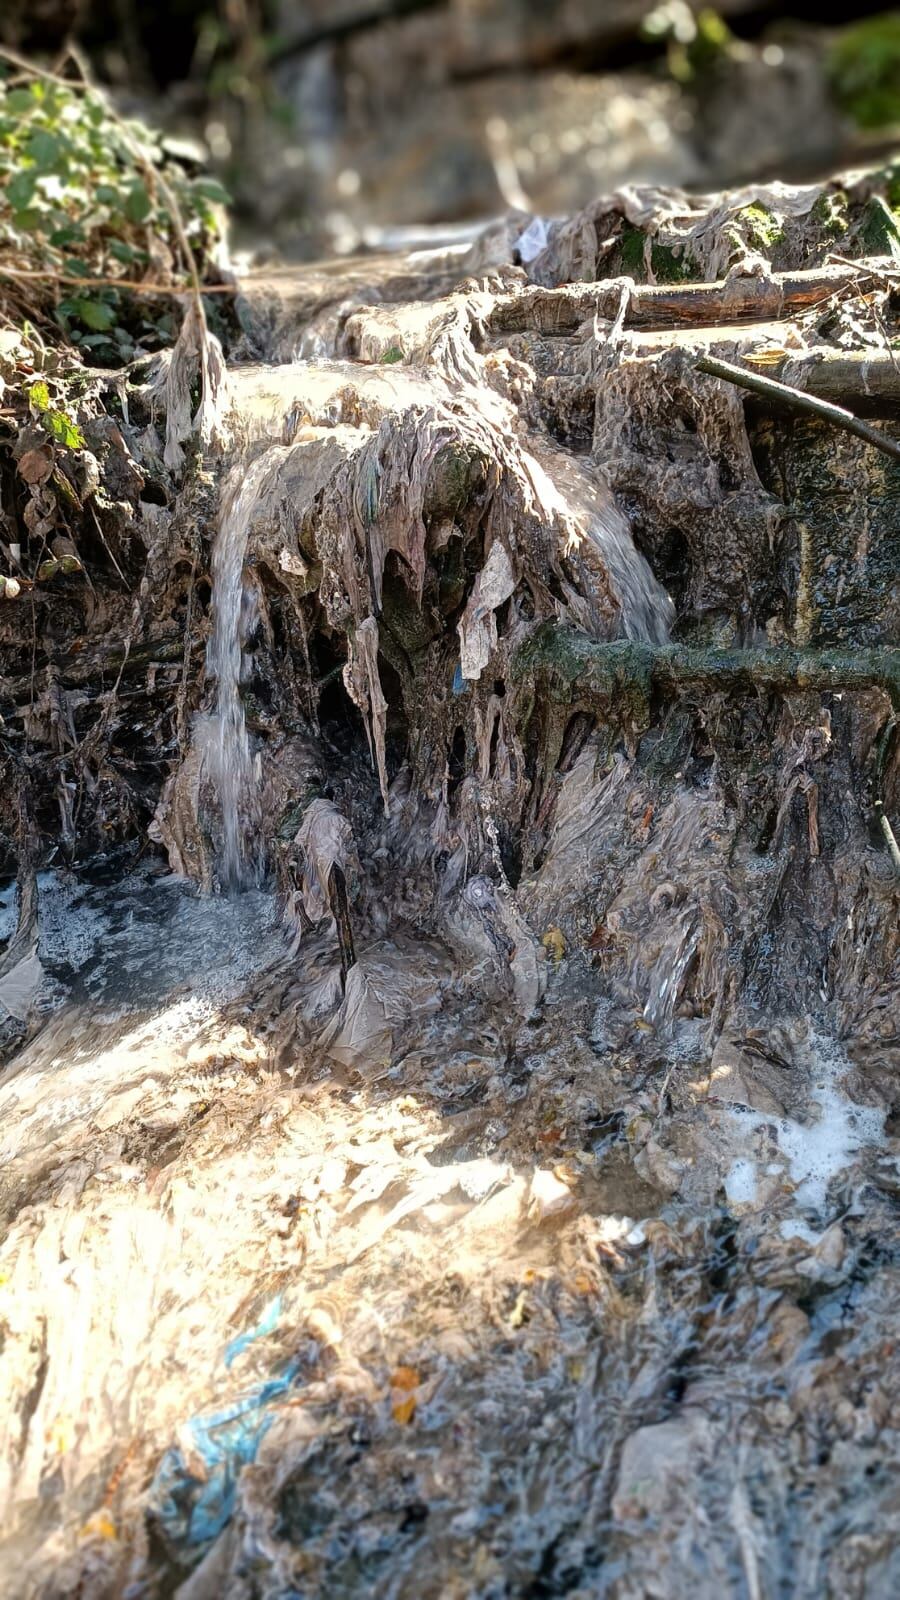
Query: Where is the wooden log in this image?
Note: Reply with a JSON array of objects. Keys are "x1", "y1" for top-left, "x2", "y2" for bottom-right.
[
  {"x1": 0, "y1": 633, "x2": 189, "y2": 710},
  {"x1": 485, "y1": 263, "x2": 886, "y2": 338}
]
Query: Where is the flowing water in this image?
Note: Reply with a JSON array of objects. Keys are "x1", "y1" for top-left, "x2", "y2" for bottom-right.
[{"x1": 201, "y1": 454, "x2": 276, "y2": 889}]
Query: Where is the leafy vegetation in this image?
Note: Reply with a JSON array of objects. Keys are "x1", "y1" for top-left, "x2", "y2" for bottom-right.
[
  {"x1": 27, "y1": 378, "x2": 85, "y2": 448},
  {"x1": 828, "y1": 13, "x2": 900, "y2": 130},
  {"x1": 0, "y1": 66, "x2": 229, "y2": 362},
  {"x1": 641, "y1": 3, "x2": 736, "y2": 84}
]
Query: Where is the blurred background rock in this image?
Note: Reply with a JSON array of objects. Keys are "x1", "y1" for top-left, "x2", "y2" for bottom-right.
[{"x1": 3, "y1": 1, "x2": 900, "y2": 256}]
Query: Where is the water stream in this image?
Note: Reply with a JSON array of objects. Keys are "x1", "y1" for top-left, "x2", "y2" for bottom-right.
[{"x1": 201, "y1": 454, "x2": 275, "y2": 889}]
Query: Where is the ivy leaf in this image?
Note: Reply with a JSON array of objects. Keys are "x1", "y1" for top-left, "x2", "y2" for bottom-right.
[
  {"x1": 5, "y1": 88, "x2": 37, "y2": 114},
  {"x1": 70, "y1": 297, "x2": 116, "y2": 332},
  {"x1": 28, "y1": 380, "x2": 51, "y2": 412},
  {"x1": 26, "y1": 129, "x2": 61, "y2": 169},
  {"x1": 125, "y1": 180, "x2": 153, "y2": 223},
  {"x1": 7, "y1": 171, "x2": 37, "y2": 210},
  {"x1": 45, "y1": 411, "x2": 85, "y2": 450},
  {"x1": 191, "y1": 177, "x2": 231, "y2": 204},
  {"x1": 50, "y1": 224, "x2": 86, "y2": 248},
  {"x1": 108, "y1": 239, "x2": 141, "y2": 263}
]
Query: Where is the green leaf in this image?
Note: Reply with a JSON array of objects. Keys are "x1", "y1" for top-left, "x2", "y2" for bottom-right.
[
  {"x1": 6, "y1": 88, "x2": 36, "y2": 114},
  {"x1": 125, "y1": 180, "x2": 153, "y2": 223},
  {"x1": 46, "y1": 410, "x2": 85, "y2": 449},
  {"x1": 12, "y1": 208, "x2": 45, "y2": 232},
  {"x1": 50, "y1": 224, "x2": 86, "y2": 247},
  {"x1": 7, "y1": 171, "x2": 37, "y2": 210},
  {"x1": 26, "y1": 129, "x2": 61, "y2": 169},
  {"x1": 192, "y1": 177, "x2": 231, "y2": 204},
  {"x1": 71, "y1": 297, "x2": 116, "y2": 332},
  {"x1": 28, "y1": 380, "x2": 51, "y2": 412},
  {"x1": 107, "y1": 239, "x2": 141, "y2": 263}
]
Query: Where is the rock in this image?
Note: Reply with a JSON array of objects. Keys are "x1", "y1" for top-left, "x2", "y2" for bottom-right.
[
  {"x1": 705, "y1": 1029, "x2": 790, "y2": 1117},
  {"x1": 612, "y1": 1406, "x2": 714, "y2": 1521}
]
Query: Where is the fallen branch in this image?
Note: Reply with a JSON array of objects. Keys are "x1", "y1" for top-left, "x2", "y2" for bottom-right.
[{"x1": 696, "y1": 353, "x2": 900, "y2": 462}]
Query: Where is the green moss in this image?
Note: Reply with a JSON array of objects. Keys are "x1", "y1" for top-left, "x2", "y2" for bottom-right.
[
  {"x1": 811, "y1": 190, "x2": 849, "y2": 239},
  {"x1": 381, "y1": 346, "x2": 403, "y2": 364},
  {"x1": 829, "y1": 14, "x2": 900, "y2": 130},
  {"x1": 650, "y1": 242, "x2": 694, "y2": 283},
  {"x1": 619, "y1": 224, "x2": 694, "y2": 283},
  {"x1": 736, "y1": 203, "x2": 784, "y2": 253},
  {"x1": 619, "y1": 224, "x2": 646, "y2": 273},
  {"x1": 857, "y1": 195, "x2": 900, "y2": 260}
]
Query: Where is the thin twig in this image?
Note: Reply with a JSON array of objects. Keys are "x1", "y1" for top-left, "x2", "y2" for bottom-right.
[
  {"x1": 0, "y1": 45, "x2": 90, "y2": 90},
  {"x1": 875, "y1": 802, "x2": 900, "y2": 876},
  {"x1": 0, "y1": 266, "x2": 236, "y2": 296},
  {"x1": 696, "y1": 353, "x2": 900, "y2": 462}
]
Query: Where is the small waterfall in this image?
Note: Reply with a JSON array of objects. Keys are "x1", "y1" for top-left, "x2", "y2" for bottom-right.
[
  {"x1": 532, "y1": 448, "x2": 674, "y2": 644},
  {"x1": 202, "y1": 454, "x2": 272, "y2": 889}
]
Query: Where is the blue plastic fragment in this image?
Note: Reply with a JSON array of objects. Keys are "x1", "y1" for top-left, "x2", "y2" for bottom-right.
[
  {"x1": 452, "y1": 662, "x2": 467, "y2": 696},
  {"x1": 224, "y1": 1295, "x2": 282, "y2": 1369},
  {"x1": 150, "y1": 1358, "x2": 300, "y2": 1548}
]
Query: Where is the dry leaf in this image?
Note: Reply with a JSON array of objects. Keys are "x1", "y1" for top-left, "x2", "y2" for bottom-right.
[{"x1": 18, "y1": 447, "x2": 54, "y2": 485}]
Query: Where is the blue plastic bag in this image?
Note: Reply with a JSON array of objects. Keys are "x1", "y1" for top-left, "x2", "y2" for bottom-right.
[{"x1": 150, "y1": 1357, "x2": 300, "y2": 1548}]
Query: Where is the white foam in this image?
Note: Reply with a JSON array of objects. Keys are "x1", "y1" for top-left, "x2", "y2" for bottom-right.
[
  {"x1": 726, "y1": 1035, "x2": 884, "y2": 1217},
  {"x1": 725, "y1": 1157, "x2": 759, "y2": 1207}
]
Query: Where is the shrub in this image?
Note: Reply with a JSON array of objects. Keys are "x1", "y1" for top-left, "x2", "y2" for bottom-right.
[{"x1": 0, "y1": 65, "x2": 229, "y2": 362}]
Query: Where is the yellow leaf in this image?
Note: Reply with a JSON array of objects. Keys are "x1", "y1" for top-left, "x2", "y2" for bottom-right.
[
  {"x1": 508, "y1": 1289, "x2": 529, "y2": 1328},
  {"x1": 80, "y1": 1510, "x2": 117, "y2": 1542},
  {"x1": 46, "y1": 1416, "x2": 73, "y2": 1454},
  {"x1": 542, "y1": 926, "x2": 566, "y2": 963}
]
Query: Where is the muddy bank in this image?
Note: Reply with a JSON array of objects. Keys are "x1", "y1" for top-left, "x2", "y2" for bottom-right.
[{"x1": 0, "y1": 169, "x2": 899, "y2": 1596}]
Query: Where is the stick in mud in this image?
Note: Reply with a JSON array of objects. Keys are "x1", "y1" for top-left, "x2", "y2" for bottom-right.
[{"x1": 327, "y1": 862, "x2": 356, "y2": 990}]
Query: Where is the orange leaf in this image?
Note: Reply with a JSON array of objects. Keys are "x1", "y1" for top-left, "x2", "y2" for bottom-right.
[{"x1": 390, "y1": 1365, "x2": 420, "y2": 1424}]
